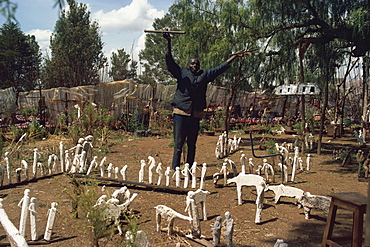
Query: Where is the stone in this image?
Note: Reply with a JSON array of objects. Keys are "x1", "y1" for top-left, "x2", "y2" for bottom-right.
[
  {"x1": 211, "y1": 216, "x2": 222, "y2": 246},
  {"x1": 28, "y1": 197, "x2": 37, "y2": 241}
]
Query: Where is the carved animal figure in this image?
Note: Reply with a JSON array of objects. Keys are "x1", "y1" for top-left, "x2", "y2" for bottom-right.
[
  {"x1": 186, "y1": 189, "x2": 211, "y2": 220},
  {"x1": 154, "y1": 205, "x2": 192, "y2": 235},
  {"x1": 227, "y1": 174, "x2": 265, "y2": 205},
  {"x1": 95, "y1": 192, "x2": 138, "y2": 234},
  {"x1": 296, "y1": 192, "x2": 331, "y2": 219},
  {"x1": 266, "y1": 184, "x2": 304, "y2": 204}
]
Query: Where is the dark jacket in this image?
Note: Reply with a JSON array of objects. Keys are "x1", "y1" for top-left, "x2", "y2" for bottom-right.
[{"x1": 166, "y1": 54, "x2": 230, "y2": 111}]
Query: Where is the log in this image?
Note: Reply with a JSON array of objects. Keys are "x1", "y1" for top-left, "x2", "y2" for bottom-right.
[{"x1": 144, "y1": 29, "x2": 186, "y2": 34}]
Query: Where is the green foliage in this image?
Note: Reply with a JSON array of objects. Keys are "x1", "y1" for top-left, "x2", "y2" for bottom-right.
[
  {"x1": 293, "y1": 122, "x2": 303, "y2": 135},
  {"x1": 0, "y1": 0, "x2": 17, "y2": 22},
  {"x1": 63, "y1": 178, "x2": 115, "y2": 247},
  {"x1": 19, "y1": 105, "x2": 38, "y2": 120},
  {"x1": 64, "y1": 102, "x2": 114, "y2": 144},
  {"x1": 42, "y1": 0, "x2": 105, "y2": 89},
  {"x1": 0, "y1": 22, "x2": 41, "y2": 91},
  {"x1": 264, "y1": 138, "x2": 278, "y2": 154},
  {"x1": 109, "y1": 48, "x2": 137, "y2": 81}
]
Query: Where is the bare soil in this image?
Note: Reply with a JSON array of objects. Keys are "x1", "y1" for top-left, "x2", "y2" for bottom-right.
[{"x1": 0, "y1": 129, "x2": 368, "y2": 247}]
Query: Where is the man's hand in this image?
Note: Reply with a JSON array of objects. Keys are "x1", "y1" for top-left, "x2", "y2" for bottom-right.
[{"x1": 163, "y1": 32, "x2": 171, "y2": 41}]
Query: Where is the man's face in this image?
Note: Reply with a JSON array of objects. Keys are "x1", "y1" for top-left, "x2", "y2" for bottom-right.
[{"x1": 188, "y1": 58, "x2": 200, "y2": 74}]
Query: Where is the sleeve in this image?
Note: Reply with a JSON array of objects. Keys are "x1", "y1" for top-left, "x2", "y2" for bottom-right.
[
  {"x1": 166, "y1": 53, "x2": 181, "y2": 79},
  {"x1": 206, "y1": 62, "x2": 231, "y2": 82}
]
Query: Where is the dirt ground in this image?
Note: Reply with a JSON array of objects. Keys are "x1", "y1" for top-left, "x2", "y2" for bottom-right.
[{"x1": 0, "y1": 129, "x2": 368, "y2": 247}]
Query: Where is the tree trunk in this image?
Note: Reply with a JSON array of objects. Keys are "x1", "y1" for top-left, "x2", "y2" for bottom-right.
[
  {"x1": 362, "y1": 56, "x2": 369, "y2": 144},
  {"x1": 317, "y1": 69, "x2": 330, "y2": 155}
]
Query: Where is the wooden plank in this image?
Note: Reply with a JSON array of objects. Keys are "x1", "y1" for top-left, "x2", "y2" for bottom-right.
[{"x1": 144, "y1": 29, "x2": 186, "y2": 34}]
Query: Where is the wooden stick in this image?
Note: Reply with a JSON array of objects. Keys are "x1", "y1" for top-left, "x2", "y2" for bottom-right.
[{"x1": 144, "y1": 29, "x2": 186, "y2": 34}]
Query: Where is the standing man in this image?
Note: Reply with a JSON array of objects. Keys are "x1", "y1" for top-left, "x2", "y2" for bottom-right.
[{"x1": 163, "y1": 33, "x2": 244, "y2": 170}]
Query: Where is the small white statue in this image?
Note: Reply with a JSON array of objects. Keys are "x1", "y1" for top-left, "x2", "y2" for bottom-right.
[
  {"x1": 139, "y1": 160, "x2": 146, "y2": 183},
  {"x1": 44, "y1": 202, "x2": 58, "y2": 241},
  {"x1": 4, "y1": 152, "x2": 12, "y2": 184},
  {"x1": 240, "y1": 153, "x2": 247, "y2": 174},
  {"x1": 212, "y1": 216, "x2": 222, "y2": 246},
  {"x1": 114, "y1": 166, "x2": 119, "y2": 179},
  {"x1": 306, "y1": 154, "x2": 311, "y2": 171},
  {"x1": 248, "y1": 158, "x2": 255, "y2": 174},
  {"x1": 32, "y1": 148, "x2": 39, "y2": 179},
  {"x1": 200, "y1": 163, "x2": 207, "y2": 190},
  {"x1": 148, "y1": 156, "x2": 156, "y2": 184},
  {"x1": 18, "y1": 189, "x2": 31, "y2": 236},
  {"x1": 181, "y1": 163, "x2": 190, "y2": 188},
  {"x1": 59, "y1": 141, "x2": 65, "y2": 173},
  {"x1": 28, "y1": 197, "x2": 37, "y2": 241},
  {"x1": 165, "y1": 167, "x2": 172, "y2": 186},
  {"x1": 21, "y1": 160, "x2": 29, "y2": 181},
  {"x1": 223, "y1": 211, "x2": 234, "y2": 247},
  {"x1": 156, "y1": 163, "x2": 163, "y2": 185},
  {"x1": 190, "y1": 162, "x2": 198, "y2": 189},
  {"x1": 120, "y1": 165, "x2": 128, "y2": 181},
  {"x1": 107, "y1": 163, "x2": 113, "y2": 178},
  {"x1": 173, "y1": 167, "x2": 181, "y2": 187}
]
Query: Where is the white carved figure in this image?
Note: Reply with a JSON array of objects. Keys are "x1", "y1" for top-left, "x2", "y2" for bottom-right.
[
  {"x1": 154, "y1": 162, "x2": 162, "y2": 185},
  {"x1": 296, "y1": 192, "x2": 331, "y2": 219},
  {"x1": 114, "y1": 166, "x2": 119, "y2": 179},
  {"x1": 223, "y1": 131, "x2": 228, "y2": 157},
  {"x1": 240, "y1": 153, "x2": 247, "y2": 174},
  {"x1": 227, "y1": 174, "x2": 265, "y2": 206},
  {"x1": 51, "y1": 154, "x2": 59, "y2": 173},
  {"x1": 96, "y1": 195, "x2": 107, "y2": 205},
  {"x1": 78, "y1": 151, "x2": 86, "y2": 173},
  {"x1": 223, "y1": 211, "x2": 234, "y2": 247},
  {"x1": 278, "y1": 163, "x2": 288, "y2": 183},
  {"x1": 125, "y1": 230, "x2": 151, "y2": 247},
  {"x1": 4, "y1": 152, "x2": 12, "y2": 184},
  {"x1": 148, "y1": 156, "x2": 156, "y2": 184},
  {"x1": 18, "y1": 189, "x2": 31, "y2": 236},
  {"x1": 212, "y1": 215, "x2": 222, "y2": 246},
  {"x1": 37, "y1": 162, "x2": 45, "y2": 177},
  {"x1": 306, "y1": 154, "x2": 311, "y2": 171},
  {"x1": 86, "y1": 156, "x2": 98, "y2": 175},
  {"x1": 82, "y1": 135, "x2": 93, "y2": 168},
  {"x1": 99, "y1": 157, "x2": 106, "y2": 177},
  {"x1": 256, "y1": 164, "x2": 263, "y2": 176},
  {"x1": 154, "y1": 205, "x2": 192, "y2": 236},
  {"x1": 286, "y1": 143, "x2": 293, "y2": 151},
  {"x1": 248, "y1": 158, "x2": 255, "y2": 174},
  {"x1": 64, "y1": 150, "x2": 71, "y2": 172},
  {"x1": 107, "y1": 163, "x2": 113, "y2": 178},
  {"x1": 298, "y1": 157, "x2": 303, "y2": 170},
  {"x1": 262, "y1": 159, "x2": 275, "y2": 183},
  {"x1": 173, "y1": 167, "x2": 181, "y2": 187},
  {"x1": 184, "y1": 191, "x2": 201, "y2": 238},
  {"x1": 255, "y1": 180, "x2": 265, "y2": 223},
  {"x1": 278, "y1": 146, "x2": 289, "y2": 163},
  {"x1": 215, "y1": 135, "x2": 223, "y2": 159},
  {"x1": 354, "y1": 130, "x2": 365, "y2": 145},
  {"x1": 47, "y1": 155, "x2": 54, "y2": 175},
  {"x1": 200, "y1": 163, "x2": 207, "y2": 190},
  {"x1": 165, "y1": 167, "x2": 172, "y2": 186},
  {"x1": 32, "y1": 148, "x2": 40, "y2": 179},
  {"x1": 181, "y1": 163, "x2": 190, "y2": 188},
  {"x1": 44, "y1": 202, "x2": 58, "y2": 241},
  {"x1": 186, "y1": 189, "x2": 210, "y2": 221},
  {"x1": 120, "y1": 165, "x2": 128, "y2": 180},
  {"x1": 28, "y1": 197, "x2": 37, "y2": 241},
  {"x1": 191, "y1": 162, "x2": 197, "y2": 188},
  {"x1": 59, "y1": 141, "x2": 65, "y2": 172},
  {"x1": 20, "y1": 160, "x2": 29, "y2": 181},
  {"x1": 15, "y1": 168, "x2": 22, "y2": 183},
  {"x1": 224, "y1": 158, "x2": 237, "y2": 177},
  {"x1": 274, "y1": 239, "x2": 289, "y2": 247},
  {"x1": 266, "y1": 184, "x2": 304, "y2": 204},
  {"x1": 139, "y1": 160, "x2": 146, "y2": 183},
  {"x1": 291, "y1": 147, "x2": 299, "y2": 182}
]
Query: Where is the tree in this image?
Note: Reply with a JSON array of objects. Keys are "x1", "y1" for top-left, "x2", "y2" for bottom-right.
[
  {"x1": 109, "y1": 48, "x2": 137, "y2": 81},
  {"x1": 0, "y1": 22, "x2": 41, "y2": 92},
  {"x1": 42, "y1": 0, "x2": 105, "y2": 88}
]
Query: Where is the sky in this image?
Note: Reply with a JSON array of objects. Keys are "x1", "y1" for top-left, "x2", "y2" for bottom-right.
[{"x1": 0, "y1": 0, "x2": 174, "y2": 61}]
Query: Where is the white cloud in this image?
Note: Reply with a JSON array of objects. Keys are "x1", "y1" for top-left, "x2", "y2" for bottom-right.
[
  {"x1": 93, "y1": 0, "x2": 164, "y2": 33},
  {"x1": 26, "y1": 29, "x2": 53, "y2": 55}
]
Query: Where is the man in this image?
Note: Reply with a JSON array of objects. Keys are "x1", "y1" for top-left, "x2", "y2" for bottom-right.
[{"x1": 163, "y1": 33, "x2": 244, "y2": 170}]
